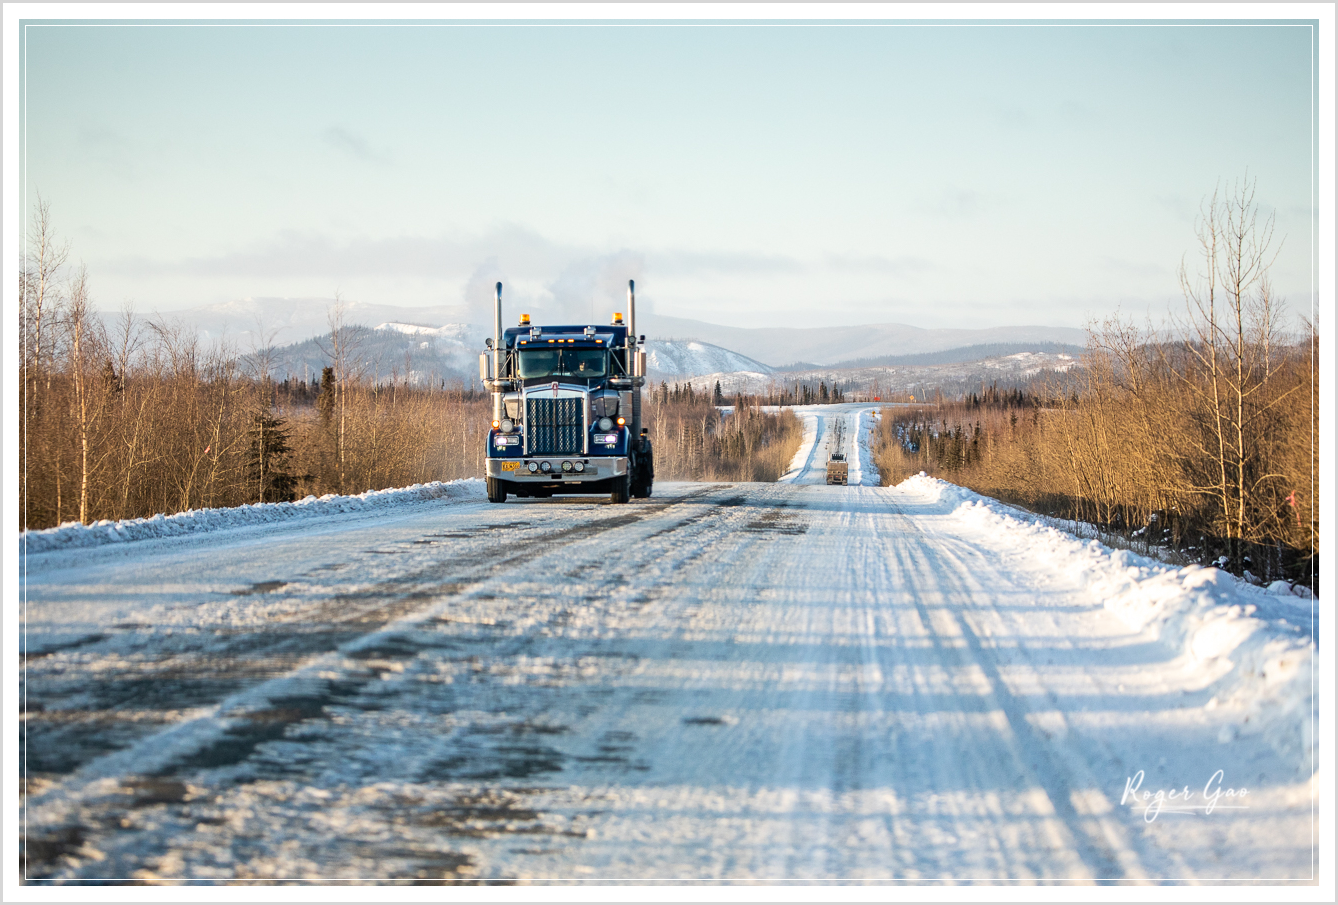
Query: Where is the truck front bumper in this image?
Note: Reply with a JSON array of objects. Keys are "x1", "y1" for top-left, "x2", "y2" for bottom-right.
[{"x1": 486, "y1": 456, "x2": 628, "y2": 483}]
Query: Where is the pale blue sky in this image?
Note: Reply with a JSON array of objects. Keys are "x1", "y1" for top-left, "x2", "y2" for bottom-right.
[{"x1": 20, "y1": 19, "x2": 1319, "y2": 329}]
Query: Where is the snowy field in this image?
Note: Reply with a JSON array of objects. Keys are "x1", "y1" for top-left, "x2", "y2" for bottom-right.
[{"x1": 18, "y1": 406, "x2": 1318, "y2": 884}]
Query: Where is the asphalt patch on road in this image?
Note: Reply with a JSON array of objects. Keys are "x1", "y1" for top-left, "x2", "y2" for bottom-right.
[
  {"x1": 232, "y1": 580, "x2": 290, "y2": 596},
  {"x1": 165, "y1": 678, "x2": 372, "y2": 775},
  {"x1": 743, "y1": 508, "x2": 807, "y2": 535},
  {"x1": 21, "y1": 633, "x2": 110, "y2": 659}
]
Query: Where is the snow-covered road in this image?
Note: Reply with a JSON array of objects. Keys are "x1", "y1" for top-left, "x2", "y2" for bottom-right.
[
  {"x1": 19, "y1": 411, "x2": 1317, "y2": 884},
  {"x1": 778, "y1": 403, "x2": 881, "y2": 487}
]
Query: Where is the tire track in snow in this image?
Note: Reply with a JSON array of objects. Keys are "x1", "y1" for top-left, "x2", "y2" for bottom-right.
[{"x1": 886, "y1": 517, "x2": 1139, "y2": 881}]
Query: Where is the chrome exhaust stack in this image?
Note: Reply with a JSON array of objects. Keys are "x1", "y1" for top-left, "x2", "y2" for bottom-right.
[
  {"x1": 493, "y1": 281, "x2": 504, "y2": 422},
  {"x1": 627, "y1": 279, "x2": 639, "y2": 377}
]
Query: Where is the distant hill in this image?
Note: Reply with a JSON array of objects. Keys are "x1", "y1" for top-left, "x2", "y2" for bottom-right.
[
  {"x1": 776, "y1": 342, "x2": 1087, "y2": 371},
  {"x1": 141, "y1": 297, "x2": 1086, "y2": 369},
  {"x1": 668, "y1": 349, "x2": 1082, "y2": 399},
  {"x1": 253, "y1": 323, "x2": 775, "y2": 387},
  {"x1": 134, "y1": 297, "x2": 1089, "y2": 390},
  {"x1": 144, "y1": 297, "x2": 471, "y2": 350},
  {"x1": 258, "y1": 323, "x2": 481, "y2": 388},
  {"x1": 638, "y1": 314, "x2": 1086, "y2": 367}
]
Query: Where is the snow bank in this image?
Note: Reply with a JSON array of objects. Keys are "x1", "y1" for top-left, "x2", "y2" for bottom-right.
[
  {"x1": 848, "y1": 409, "x2": 880, "y2": 487},
  {"x1": 20, "y1": 479, "x2": 486, "y2": 555},
  {"x1": 777, "y1": 409, "x2": 820, "y2": 484},
  {"x1": 896, "y1": 473, "x2": 1317, "y2": 775}
]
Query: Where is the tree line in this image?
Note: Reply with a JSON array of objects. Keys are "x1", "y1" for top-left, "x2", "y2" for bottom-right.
[
  {"x1": 874, "y1": 180, "x2": 1316, "y2": 589},
  {"x1": 653, "y1": 378, "x2": 847, "y2": 407},
  {"x1": 645, "y1": 390, "x2": 802, "y2": 483}
]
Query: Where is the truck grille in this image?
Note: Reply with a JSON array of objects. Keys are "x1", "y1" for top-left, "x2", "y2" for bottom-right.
[{"x1": 526, "y1": 397, "x2": 583, "y2": 455}]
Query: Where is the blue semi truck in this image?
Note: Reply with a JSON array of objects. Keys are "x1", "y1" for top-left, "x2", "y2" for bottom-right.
[{"x1": 479, "y1": 280, "x2": 654, "y2": 504}]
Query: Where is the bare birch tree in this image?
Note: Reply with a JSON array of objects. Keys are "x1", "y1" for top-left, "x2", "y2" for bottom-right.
[
  {"x1": 65, "y1": 266, "x2": 109, "y2": 524},
  {"x1": 1174, "y1": 176, "x2": 1290, "y2": 568}
]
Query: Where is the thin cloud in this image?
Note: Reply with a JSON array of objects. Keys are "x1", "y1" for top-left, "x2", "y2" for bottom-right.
[
  {"x1": 77, "y1": 123, "x2": 137, "y2": 181},
  {"x1": 104, "y1": 226, "x2": 576, "y2": 280},
  {"x1": 653, "y1": 250, "x2": 803, "y2": 276},
  {"x1": 824, "y1": 254, "x2": 933, "y2": 276},
  {"x1": 103, "y1": 229, "x2": 808, "y2": 286},
  {"x1": 322, "y1": 125, "x2": 388, "y2": 164}
]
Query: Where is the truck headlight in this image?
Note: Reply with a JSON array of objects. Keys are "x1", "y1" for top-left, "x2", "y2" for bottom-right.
[
  {"x1": 597, "y1": 416, "x2": 614, "y2": 431},
  {"x1": 500, "y1": 418, "x2": 515, "y2": 433},
  {"x1": 539, "y1": 461, "x2": 552, "y2": 473},
  {"x1": 561, "y1": 460, "x2": 573, "y2": 472},
  {"x1": 527, "y1": 461, "x2": 539, "y2": 473},
  {"x1": 573, "y1": 461, "x2": 585, "y2": 473}
]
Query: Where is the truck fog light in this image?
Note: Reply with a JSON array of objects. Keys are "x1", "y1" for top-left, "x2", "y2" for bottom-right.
[
  {"x1": 561, "y1": 460, "x2": 573, "y2": 472},
  {"x1": 501, "y1": 418, "x2": 515, "y2": 433},
  {"x1": 573, "y1": 461, "x2": 585, "y2": 473},
  {"x1": 540, "y1": 461, "x2": 552, "y2": 473},
  {"x1": 597, "y1": 416, "x2": 614, "y2": 431},
  {"x1": 527, "y1": 461, "x2": 539, "y2": 473}
]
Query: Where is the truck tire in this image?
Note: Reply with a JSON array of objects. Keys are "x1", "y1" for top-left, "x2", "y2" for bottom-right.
[
  {"x1": 610, "y1": 473, "x2": 631, "y2": 504},
  {"x1": 487, "y1": 477, "x2": 508, "y2": 503},
  {"x1": 632, "y1": 443, "x2": 654, "y2": 498}
]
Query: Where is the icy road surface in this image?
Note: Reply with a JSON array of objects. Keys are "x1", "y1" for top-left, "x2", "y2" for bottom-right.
[{"x1": 19, "y1": 411, "x2": 1316, "y2": 884}]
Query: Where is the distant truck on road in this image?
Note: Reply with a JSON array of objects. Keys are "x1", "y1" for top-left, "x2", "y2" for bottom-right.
[
  {"x1": 826, "y1": 454, "x2": 848, "y2": 485},
  {"x1": 480, "y1": 280, "x2": 653, "y2": 504}
]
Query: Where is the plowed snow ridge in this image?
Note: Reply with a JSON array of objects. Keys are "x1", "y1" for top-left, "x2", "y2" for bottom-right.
[
  {"x1": 19, "y1": 479, "x2": 484, "y2": 554},
  {"x1": 902, "y1": 473, "x2": 1315, "y2": 774}
]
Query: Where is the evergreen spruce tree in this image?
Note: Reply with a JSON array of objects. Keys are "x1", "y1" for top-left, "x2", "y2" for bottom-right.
[
  {"x1": 316, "y1": 366, "x2": 335, "y2": 428},
  {"x1": 246, "y1": 404, "x2": 298, "y2": 503}
]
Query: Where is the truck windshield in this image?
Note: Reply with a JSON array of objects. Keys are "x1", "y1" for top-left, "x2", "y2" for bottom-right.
[{"x1": 518, "y1": 348, "x2": 607, "y2": 379}]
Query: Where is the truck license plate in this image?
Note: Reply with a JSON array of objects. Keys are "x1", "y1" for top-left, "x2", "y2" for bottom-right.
[{"x1": 500, "y1": 461, "x2": 519, "y2": 471}]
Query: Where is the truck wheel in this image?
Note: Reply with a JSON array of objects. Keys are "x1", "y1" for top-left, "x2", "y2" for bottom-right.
[
  {"x1": 610, "y1": 474, "x2": 631, "y2": 504},
  {"x1": 632, "y1": 446, "x2": 654, "y2": 498},
  {"x1": 487, "y1": 477, "x2": 508, "y2": 503}
]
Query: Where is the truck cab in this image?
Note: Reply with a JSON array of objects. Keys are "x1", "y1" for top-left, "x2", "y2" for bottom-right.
[{"x1": 480, "y1": 282, "x2": 653, "y2": 504}]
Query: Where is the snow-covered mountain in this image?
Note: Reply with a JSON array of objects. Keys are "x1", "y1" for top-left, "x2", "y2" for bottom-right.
[
  {"x1": 644, "y1": 340, "x2": 773, "y2": 378},
  {"x1": 638, "y1": 314, "x2": 1085, "y2": 367},
  {"x1": 669, "y1": 349, "x2": 1080, "y2": 399},
  {"x1": 134, "y1": 296, "x2": 1088, "y2": 395},
  {"x1": 258, "y1": 322, "x2": 480, "y2": 387},
  {"x1": 374, "y1": 322, "x2": 472, "y2": 341},
  {"x1": 140, "y1": 298, "x2": 1084, "y2": 370},
  {"x1": 143, "y1": 298, "x2": 472, "y2": 350}
]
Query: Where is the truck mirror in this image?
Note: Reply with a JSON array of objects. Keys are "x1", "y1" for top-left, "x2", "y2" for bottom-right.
[{"x1": 485, "y1": 338, "x2": 494, "y2": 350}]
